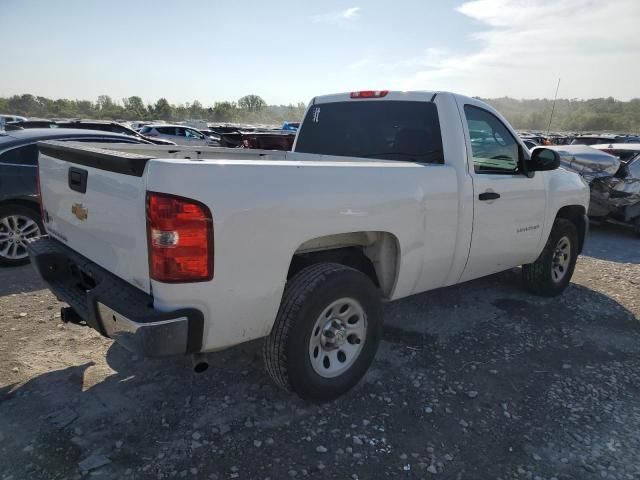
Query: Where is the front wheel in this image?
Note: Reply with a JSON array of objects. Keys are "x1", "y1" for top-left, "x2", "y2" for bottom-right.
[
  {"x1": 0, "y1": 205, "x2": 44, "y2": 267},
  {"x1": 522, "y1": 218, "x2": 578, "y2": 297},
  {"x1": 263, "y1": 263, "x2": 382, "y2": 402}
]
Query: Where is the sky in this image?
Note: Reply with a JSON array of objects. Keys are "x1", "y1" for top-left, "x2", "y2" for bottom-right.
[{"x1": 2, "y1": 0, "x2": 639, "y2": 106}]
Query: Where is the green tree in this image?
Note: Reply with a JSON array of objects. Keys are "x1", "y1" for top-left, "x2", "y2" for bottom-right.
[
  {"x1": 6, "y1": 94, "x2": 38, "y2": 116},
  {"x1": 212, "y1": 101, "x2": 239, "y2": 121},
  {"x1": 238, "y1": 94, "x2": 266, "y2": 113},
  {"x1": 153, "y1": 98, "x2": 172, "y2": 120},
  {"x1": 189, "y1": 100, "x2": 204, "y2": 119},
  {"x1": 122, "y1": 96, "x2": 147, "y2": 119},
  {"x1": 96, "y1": 95, "x2": 114, "y2": 110}
]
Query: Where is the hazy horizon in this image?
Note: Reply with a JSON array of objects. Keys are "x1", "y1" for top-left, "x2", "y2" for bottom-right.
[
  {"x1": 1, "y1": 92, "x2": 637, "y2": 109},
  {"x1": 2, "y1": 0, "x2": 639, "y2": 105}
]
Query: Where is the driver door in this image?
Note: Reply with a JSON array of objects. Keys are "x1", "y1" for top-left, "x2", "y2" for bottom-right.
[{"x1": 459, "y1": 102, "x2": 546, "y2": 282}]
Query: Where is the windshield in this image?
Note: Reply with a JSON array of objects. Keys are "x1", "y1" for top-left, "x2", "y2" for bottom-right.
[{"x1": 295, "y1": 100, "x2": 444, "y2": 163}]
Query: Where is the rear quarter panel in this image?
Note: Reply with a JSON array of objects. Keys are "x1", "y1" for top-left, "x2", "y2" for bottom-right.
[{"x1": 145, "y1": 157, "x2": 459, "y2": 351}]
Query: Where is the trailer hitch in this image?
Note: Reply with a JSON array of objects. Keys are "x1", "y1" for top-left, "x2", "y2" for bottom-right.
[{"x1": 60, "y1": 307, "x2": 87, "y2": 326}]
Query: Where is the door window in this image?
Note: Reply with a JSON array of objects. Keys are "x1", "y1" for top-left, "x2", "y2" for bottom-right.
[
  {"x1": 464, "y1": 105, "x2": 520, "y2": 174},
  {"x1": 157, "y1": 127, "x2": 177, "y2": 135},
  {"x1": 185, "y1": 129, "x2": 203, "y2": 139}
]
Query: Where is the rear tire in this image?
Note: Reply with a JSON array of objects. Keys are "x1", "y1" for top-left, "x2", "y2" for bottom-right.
[
  {"x1": 263, "y1": 263, "x2": 382, "y2": 402},
  {"x1": 522, "y1": 218, "x2": 578, "y2": 297},
  {"x1": 0, "y1": 205, "x2": 44, "y2": 267}
]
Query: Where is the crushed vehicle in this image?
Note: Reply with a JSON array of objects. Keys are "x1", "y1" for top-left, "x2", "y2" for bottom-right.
[
  {"x1": 571, "y1": 134, "x2": 640, "y2": 145},
  {"x1": 550, "y1": 144, "x2": 640, "y2": 235},
  {"x1": 28, "y1": 90, "x2": 589, "y2": 401},
  {"x1": 217, "y1": 129, "x2": 296, "y2": 150}
]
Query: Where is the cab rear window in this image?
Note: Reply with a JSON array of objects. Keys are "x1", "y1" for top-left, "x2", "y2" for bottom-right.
[{"x1": 295, "y1": 101, "x2": 444, "y2": 164}]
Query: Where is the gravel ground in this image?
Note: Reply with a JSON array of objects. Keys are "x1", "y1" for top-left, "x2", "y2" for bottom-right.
[{"x1": 1, "y1": 223, "x2": 639, "y2": 480}]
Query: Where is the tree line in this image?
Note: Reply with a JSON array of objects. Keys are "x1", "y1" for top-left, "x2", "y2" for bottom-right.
[
  {"x1": 1, "y1": 93, "x2": 639, "y2": 132},
  {"x1": 0, "y1": 94, "x2": 306, "y2": 125},
  {"x1": 482, "y1": 96, "x2": 640, "y2": 133}
]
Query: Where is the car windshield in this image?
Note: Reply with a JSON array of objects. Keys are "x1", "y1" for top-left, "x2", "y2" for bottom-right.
[{"x1": 295, "y1": 100, "x2": 444, "y2": 163}]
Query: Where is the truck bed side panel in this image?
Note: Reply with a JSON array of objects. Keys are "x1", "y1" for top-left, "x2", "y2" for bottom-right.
[{"x1": 144, "y1": 158, "x2": 459, "y2": 351}]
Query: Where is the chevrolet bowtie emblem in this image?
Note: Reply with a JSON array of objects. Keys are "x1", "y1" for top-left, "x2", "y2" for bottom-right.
[{"x1": 72, "y1": 203, "x2": 88, "y2": 221}]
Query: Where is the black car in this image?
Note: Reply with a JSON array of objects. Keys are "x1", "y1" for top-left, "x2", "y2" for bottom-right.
[
  {"x1": 9, "y1": 119, "x2": 177, "y2": 146},
  {"x1": 5, "y1": 119, "x2": 57, "y2": 129},
  {"x1": 0, "y1": 128, "x2": 149, "y2": 266}
]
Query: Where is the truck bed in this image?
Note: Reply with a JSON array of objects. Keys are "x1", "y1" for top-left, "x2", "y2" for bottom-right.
[{"x1": 36, "y1": 140, "x2": 460, "y2": 351}]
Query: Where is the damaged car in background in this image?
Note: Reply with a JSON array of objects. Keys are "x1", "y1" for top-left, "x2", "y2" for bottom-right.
[{"x1": 551, "y1": 144, "x2": 640, "y2": 235}]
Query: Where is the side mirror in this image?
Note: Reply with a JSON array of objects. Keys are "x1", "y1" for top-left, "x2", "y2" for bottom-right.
[{"x1": 529, "y1": 147, "x2": 560, "y2": 171}]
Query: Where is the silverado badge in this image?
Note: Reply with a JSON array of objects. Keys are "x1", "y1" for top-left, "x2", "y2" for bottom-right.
[{"x1": 72, "y1": 203, "x2": 88, "y2": 221}]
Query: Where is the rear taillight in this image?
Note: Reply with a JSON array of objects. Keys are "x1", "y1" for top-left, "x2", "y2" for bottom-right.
[
  {"x1": 146, "y1": 192, "x2": 213, "y2": 283},
  {"x1": 350, "y1": 90, "x2": 389, "y2": 99}
]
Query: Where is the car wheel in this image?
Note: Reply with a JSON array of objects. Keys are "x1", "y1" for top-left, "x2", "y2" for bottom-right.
[
  {"x1": 0, "y1": 205, "x2": 44, "y2": 267},
  {"x1": 263, "y1": 263, "x2": 382, "y2": 402},
  {"x1": 522, "y1": 218, "x2": 578, "y2": 297}
]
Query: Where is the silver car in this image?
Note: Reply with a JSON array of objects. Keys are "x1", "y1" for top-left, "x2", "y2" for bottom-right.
[{"x1": 139, "y1": 124, "x2": 218, "y2": 147}]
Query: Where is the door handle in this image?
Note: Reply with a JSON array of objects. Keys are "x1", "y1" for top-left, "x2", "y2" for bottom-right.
[
  {"x1": 68, "y1": 167, "x2": 88, "y2": 194},
  {"x1": 478, "y1": 191, "x2": 500, "y2": 201}
]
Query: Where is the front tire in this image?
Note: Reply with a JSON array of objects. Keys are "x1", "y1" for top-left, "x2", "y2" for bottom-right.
[
  {"x1": 0, "y1": 205, "x2": 44, "y2": 267},
  {"x1": 522, "y1": 218, "x2": 578, "y2": 297},
  {"x1": 263, "y1": 263, "x2": 382, "y2": 402}
]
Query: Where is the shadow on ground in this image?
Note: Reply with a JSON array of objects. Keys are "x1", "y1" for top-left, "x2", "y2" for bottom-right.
[
  {"x1": 583, "y1": 222, "x2": 640, "y2": 264},
  {"x1": 2, "y1": 268, "x2": 639, "y2": 479},
  {"x1": 0, "y1": 263, "x2": 44, "y2": 296}
]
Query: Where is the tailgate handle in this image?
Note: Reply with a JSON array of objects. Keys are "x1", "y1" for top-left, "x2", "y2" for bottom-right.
[{"x1": 68, "y1": 167, "x2": 88, "y2": 194}]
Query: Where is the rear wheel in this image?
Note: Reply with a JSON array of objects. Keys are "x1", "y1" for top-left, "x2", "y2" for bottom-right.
[
  {"x1": 263, "y1": 263, "x2": 382, "y2": 402},
  {"x1": 522, "y1": 218, "x2": 578, "y2": 297},
  {"x1": 0, "y1": 205, "x2": 44, "y2": 266}
]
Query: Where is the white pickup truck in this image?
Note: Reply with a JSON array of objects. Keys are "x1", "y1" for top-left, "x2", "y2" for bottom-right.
[{"x1": 29, "y1": 91, "x2": 589, "y2": 401}]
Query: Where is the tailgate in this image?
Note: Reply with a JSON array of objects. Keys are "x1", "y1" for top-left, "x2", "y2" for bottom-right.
[{"x1": 38, "y1": 141, "x2": 153, "y2": 293}]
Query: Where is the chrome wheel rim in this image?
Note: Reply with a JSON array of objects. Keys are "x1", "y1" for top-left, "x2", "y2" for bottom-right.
[
  {"x1": 0, "y1": 215, "x2": 42, "y2": 260},
  {"x1": 551, "y1": 235, "x2": 571, "y2": 283},
  {"x1": 309, "y1": 297, "x2": 367, "y2": 378}
]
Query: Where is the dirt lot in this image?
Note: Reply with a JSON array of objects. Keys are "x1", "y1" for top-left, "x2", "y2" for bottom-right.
[{"x1": 1, "y1": 223, "x2": 639, "y2": 480}]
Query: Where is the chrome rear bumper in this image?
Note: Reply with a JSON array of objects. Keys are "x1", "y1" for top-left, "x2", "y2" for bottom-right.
[{"x1": 28, "y1": 236, "x2": 203, "y2": 357}]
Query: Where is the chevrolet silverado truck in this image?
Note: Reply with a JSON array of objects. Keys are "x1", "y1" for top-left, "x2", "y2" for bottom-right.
[{"x1": 28, "y1": 91, "x2": 589, "y2": 401}]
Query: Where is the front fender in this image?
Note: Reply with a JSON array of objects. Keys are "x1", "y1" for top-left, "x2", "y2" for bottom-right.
[{"x1": 538, "y1": 169, "x2": 590, "y2": 255}]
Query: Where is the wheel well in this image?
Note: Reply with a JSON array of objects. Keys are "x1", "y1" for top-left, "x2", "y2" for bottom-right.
[
  {"x1": 556, "y1": 205, "x2": 587, "y2": 253},
  {"x1": 287, "y1": 232, "x2": 399, "y2": 298}
]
